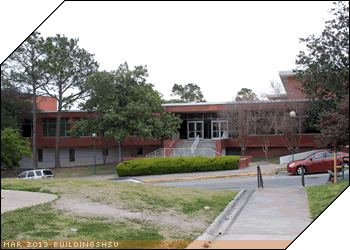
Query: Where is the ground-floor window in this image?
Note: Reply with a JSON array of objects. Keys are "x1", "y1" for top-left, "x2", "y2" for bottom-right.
[
  {"x1": 69, "y1": 149, "x2": 75, "y2": 162},
  {"x1": 137, "y1": 147, "x2": 143, "y2": 155},
  {"x1": 37, "y1": 149, "x2": 43, "y2": 162}
]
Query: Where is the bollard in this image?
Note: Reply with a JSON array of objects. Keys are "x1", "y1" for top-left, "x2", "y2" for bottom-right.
[
  {"x1": 301, "y1": 168, "x2": 305, "y2": 187},
  {"x1": 257, "y1": 166, "x2": 263, "y2": 188}
]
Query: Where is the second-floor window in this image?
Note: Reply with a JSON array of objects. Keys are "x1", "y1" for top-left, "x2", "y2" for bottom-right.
[
  {"x1": 42, "y1": 118, "x2": 70, "y2": 137},
  {"x1": 72, "y1": 117, "x2": 102, "y2": 137},
  {"x1": 21, "y1": 119, "x2": 33, "y2": 137}
]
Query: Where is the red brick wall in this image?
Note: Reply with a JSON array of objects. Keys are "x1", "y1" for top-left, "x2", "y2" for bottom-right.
[
  {"x1": 287, "y1": 77, "x2": 308, "y2": 99},
  {"x1": 238, "y1": 158, "x2": 249, "y2": 169},
  {"x1": 20, "y1": 112, "x2": 162, "y2": 148},
  {"x1": 221, "y1": 135, "x2": 325, "y2": 158},
  {"x1": 36, "y1": 96, "x2": 57, "y2": 111}
]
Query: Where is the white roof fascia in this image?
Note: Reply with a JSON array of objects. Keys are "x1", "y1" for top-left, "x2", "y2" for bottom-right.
[
  {"x1": 279, "y1": 70, "x2": 295, "y2": 97},
  {"x1": 161, "y1": 98, "x2": 311, "y2": 107}
]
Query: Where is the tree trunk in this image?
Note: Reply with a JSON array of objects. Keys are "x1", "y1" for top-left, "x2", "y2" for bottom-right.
[
  {"x1": 32, "y1": 87, "x2": 38, "y2": 170},
  {"x1": 118, "y1": 140, "x2": 123, "y2": 163},
  {"x1": 55, "y1": 91, "x2": 62, "y2": 168},
  {"x1": 241, "y1": 148, "x2": 246, "y2": 156}
]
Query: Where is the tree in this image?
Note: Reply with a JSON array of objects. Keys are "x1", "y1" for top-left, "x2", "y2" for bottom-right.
[
  {"x1": 315, "y1": 94, "x2": 349, "y2": 152},
  {"x1": 3, "y1": 31, "x2": 49, "y2": 169},
  {"x1": 69, "y1": 63, "x2": 182, "y2": 163},
  {"x1": 235, "y1": 88, "x2": 259, "y2": 102},
  {"x1": 1, "y1": 76, "x2": 33, "y2": 132},
  {"x1": 218, "y1": 102, "x2": 252, "y2": 156},
  {"x1": 1, "y1": 128, "x2": 33, "y2": 171},
  {"x1": 160, "y1": 98, "x2": 184, "y2": 104},
  {"x1": 170, "y1": 83, "x2": 206, "y2": 103},
  {"x1": 39, "y1": 34, "x2": 99, "y2": 168},
  {"x1": 255, "y1": 103, "x2": 277, "y2": 160},
  {"x1": 278, "y1": 100, "x2": 309, "y2": 154},
  {"x1": 294, "y1": 1, "x2": 349, "y2": 118}
]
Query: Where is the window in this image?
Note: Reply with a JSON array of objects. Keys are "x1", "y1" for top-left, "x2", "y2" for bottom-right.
[
  {"x1": 21, "y1": 119, "x2": 32, "y2": 137},
  {"x1": 35, "y1": 170, "x2": 42, "y2": 176},
  {"x1": 43, "y1": 170, "x2": 53, "y2": 176},
  {"x1": 137, "y1": 148, "x2": 143, "y2": 155},
  {"x1": 325, "y1": 152, "x2": 343, "y2": 158},
  {"x1": 27, "y1": 171, "x2": 35, "y2": 177},
  {"x1": 313, "y1": 153, "x2": 325, "y2": 160},
  {"x1": 37, "y1": 149, "x2": 43, "y2": 162},
  {"x1": 18, "y1": 172, "x2": 27, "y2": 178},
  {"x1": 42, "y1": 118, "x2": 70, "y2": 137},
  {"x1": 248, "y1": 118, "x2": 256, "y2": 135},
  {"x1": 69, "y1": 149, "x2": 75, "y2": 162}
]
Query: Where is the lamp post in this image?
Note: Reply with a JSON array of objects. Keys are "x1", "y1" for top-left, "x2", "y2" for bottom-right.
[
  {"x1": 289, "y1": 111, "x2": 296, "y2": 162},
  {"x1": 92, "y1": 133, "x2": 97, "y2": 175}
]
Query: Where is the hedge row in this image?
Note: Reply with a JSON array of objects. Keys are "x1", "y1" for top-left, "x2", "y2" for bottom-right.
[{"x1": 116, "y1": 156, "x2": 241, "y2": 177}]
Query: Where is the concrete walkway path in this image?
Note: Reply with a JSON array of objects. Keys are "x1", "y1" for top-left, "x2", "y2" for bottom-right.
[
  {"x1": 1, "y1": 189, "x2": 58, "y2": 214},
  {"x1": 187, "y1": 187, "x2": 312, "y2": 249},
  {"x1": 217, "y1": 187, "x2": 312, "y2": 240}
]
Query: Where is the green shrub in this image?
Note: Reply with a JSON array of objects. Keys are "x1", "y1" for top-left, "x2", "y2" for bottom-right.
[{"x1": 116, "y1": 156, "x2": 241, "y2": 177}]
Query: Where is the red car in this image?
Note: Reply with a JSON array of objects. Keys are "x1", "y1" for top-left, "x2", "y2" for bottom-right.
[{"x1": 287, "y1": 150, "x2": 349, "y2": 175}]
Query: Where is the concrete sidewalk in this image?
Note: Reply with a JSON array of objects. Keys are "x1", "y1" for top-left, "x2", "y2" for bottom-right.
[
  {"x1": 1, "y1": 189, "x2": 58, "y2": 214},
  {"x1": 187, "y1": 187, "x2": 312, "y2": 249},
  {"x1": 217, "y1": 187, "x2": 312, "y2": 240}
]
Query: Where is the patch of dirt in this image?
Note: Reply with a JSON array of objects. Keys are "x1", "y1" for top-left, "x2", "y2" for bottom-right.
[{"x1": 53, "y1": 197, "x2": 207, "y2": 232}]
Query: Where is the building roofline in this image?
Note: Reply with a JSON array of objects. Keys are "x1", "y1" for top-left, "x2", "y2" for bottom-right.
[
  {"x1": 31, "y1": 98, "x2": 320, "y2": 113},
  {"x1": 161, "y1": 98, "x2": 310, "y2": 107}
]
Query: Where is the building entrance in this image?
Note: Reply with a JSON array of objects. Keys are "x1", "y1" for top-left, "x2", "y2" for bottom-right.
[
  {"x1": 188, "y1": 121, "x2": 204, "y2": 140},
  {"x1": 212, "y1": 120, "x2": 228, "y2": 139}
]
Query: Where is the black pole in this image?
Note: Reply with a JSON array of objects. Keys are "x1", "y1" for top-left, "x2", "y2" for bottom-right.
[
  {"x1": 301, "y1": 167, "x2": 305, "y2": 187},
  {"x1": 341, "y1": 156, "x2": 344, "y2": 181},
  {"x1": 257, "y1": 166, "x2": 260, "y2": 188},
  {"x1": 94, "y1": 139, "x2": 96, "y2": 175},
  {"x1": 257, "y1": 166, "x2": 263, "y2": 188},
  {"x1": 292, "y1": 117, "x2": 294, "y2": 162}
]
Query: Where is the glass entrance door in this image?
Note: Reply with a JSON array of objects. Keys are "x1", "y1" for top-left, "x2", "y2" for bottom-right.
[
  {"x1": 212, "y1": 120, "x2": 228, "y2": 139},
  {"x1": 188, "y1": 121, "x2": 204, "y2": 140}
]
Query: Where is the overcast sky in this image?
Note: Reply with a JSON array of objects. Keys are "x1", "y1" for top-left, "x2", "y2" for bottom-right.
[{"x1": 1, "y1": 1, "x2": 335, "y2": 108}]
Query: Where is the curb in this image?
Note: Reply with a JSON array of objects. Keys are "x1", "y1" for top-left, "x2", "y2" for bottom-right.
[
  {"x1": 142, "y1": 171, "x2": 277, "y2": 183},
  {"x1": 188, "y1": 189, "x2": 247, "y2": 245}
]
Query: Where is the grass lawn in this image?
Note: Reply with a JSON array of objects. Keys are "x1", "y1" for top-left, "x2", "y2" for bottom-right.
[
  {"x1": 1, "y1": 178, "x2": 239, "y2": 246},
  {"x1": 252, "y1": 156, "x2": 280, "y2": 165},
  {"x1": 1, "y1": 163, "x2": 119, "y2": 179},
  {"x1": 305, "y1": 180, "x2": 349, "y2": 220}
]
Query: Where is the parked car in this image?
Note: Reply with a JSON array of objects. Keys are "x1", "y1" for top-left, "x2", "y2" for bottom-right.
[
  {"x1": 287, "y1": 150, "x2": 349, "y2": 175},
  {"x1": 108, "y1": 177, "x2": 144, "y2": 183},
  {"x1": 17, "y1": 169, "x2": 54, "y2": 179}
]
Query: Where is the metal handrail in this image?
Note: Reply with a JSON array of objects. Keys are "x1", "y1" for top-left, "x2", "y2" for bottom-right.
[
  {"x1": 146, "y1": 148, "x2": 163, "y2": 158},
  {"x1": 146, "y1": 147, "x2": 223, "y2": 158},
  {"x1": 191, "y1": 135, "x2": 200, "y2": 154},
  {"x1": 169, "y1": 139, "x2": 176, "y2": 148}
]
